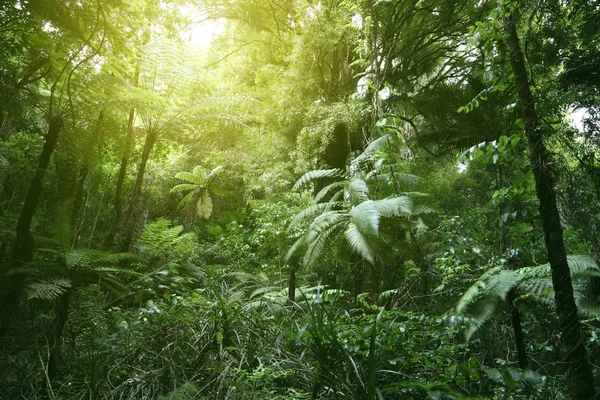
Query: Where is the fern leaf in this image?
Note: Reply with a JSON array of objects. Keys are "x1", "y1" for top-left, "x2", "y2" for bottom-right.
[
  {"x1": 372, "y1": 197, "x2": 413, "y2": 218},
  {"x1": 285, "y1": 234, "x2": 307, "y2": 263},
  {"x1": 192, "y1": 165, "x2": 207, "y2": 177},
  {"x1": 178, "y1": 192, "x2": 194, "y2": 209},
  {"x1": 206, "y1": 165, "x2": 224, "y2": 180},
  {"x1": 170, "y1": 183, "x2": 198, "y2": 193},
  {"x1": 314, "y1": 181, "x2": 347, "y2": 204},
  {"x1": 175, "y1": 171, "x2": 203, "y2": 184},
  {"x1": 344, "y1": 222, "x2": 375, "y2": 264},
  {"x1": 349, "y1": 201, "x2": 380, "y2": 237},
  {"x1": 303, "y1": 216, "x2": 347, "y2": 267},
  {"x1": 352, "y1": 135, "x2": 390, "y2": 165},
  {"x1": 566, "y1": 255, "x2": 600, "y2": 278},
  {"x1": 348, "y1": 178, "x2": 369, "y2": 204},
  {"x1": 196, "y1": 191, "x2": 213, "y2": 219},
  {"x1": 287, "y1": 202, "x2": 341, "y2": 233},
  {"x1": 293, "y1": 169, "x2": 343, "y2": 190},
  {"x1": 27, "y1": 278, "x2": 72, "y2": 301}
]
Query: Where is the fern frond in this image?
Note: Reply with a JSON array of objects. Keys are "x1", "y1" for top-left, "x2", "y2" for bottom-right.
[
  {"x1": 314, "y1": 181, "x2": 347, "y2": 204},
  {"x1": 344, "y1": 222, "x2": 375, "y2": 264},
  {"x1": 293, "y1": 169, "x2": 343, "y2": 190},
  {"x1": 175, "y1": 171, "x2": 203, "y2": 184},
  {"x1": 372, "y1": 197, "x2": 413, "y2": 218},
  {"x1": 348, "y1": 178, "x2": 369, "y2": 204},
  {"x1": 178, "y1": 191, "x2": 194, "y2": 209},
  {"x1": 206, "y1": 165, "x2": 224, "y2": 180},
  {"x1": 352, "y1": 135, "x2": 390, "y2": 165},
  {"x1": 196, "y1": 191, "x2": 213, "y2": 219},
  {"x1": 285, "y1": 234, "x2": 307, "y2": 263},
  {"x1": 170, "y1": 183, "x2": 198, "y2": 193},
  {"x1": 566, "y1": 255, "x2": 600, "y2": 278},
  {"x1": 304, "y1": 216, "x2": 347, "y2": 267},
  {"x1": 192, "y1": 165, "x2": 207, "y2": 177},
  {"x1": 287, "y1": 202, "x2": 341, "y2": 233},
  {"x1": 349, "y1": 201, "x2": 380, "y2": 237},
  {"x1": 27, "y1": 278, "x2": 72, "y2": 301}
]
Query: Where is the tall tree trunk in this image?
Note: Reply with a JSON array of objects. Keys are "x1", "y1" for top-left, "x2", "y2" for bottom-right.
[
  {"x1": 507, "y1": 290, "x2": 528, "y2": 369},
  {"x1": 106, "y1": 65, "x2": 140, "y2": 249},
  {"x1": 120, "y1": 129, "x2": 158, "y2": 252},
  {"x1": 72, "y1": 110, "x2": 105, "y2": 242},
  {"x1": 504, "y1": 16, "x2": 595, "y2": 399},
  {"x1": 0, "y1": 116, "x2": 63, "y2": 337}
]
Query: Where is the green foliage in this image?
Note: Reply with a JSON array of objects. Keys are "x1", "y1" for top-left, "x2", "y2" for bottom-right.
[
  {"x1": 170, "y1": 165, "x2": 223, "y2": 220},
  {"x1": 456, "y1": 256, "x2": 600, "y2": 339}
]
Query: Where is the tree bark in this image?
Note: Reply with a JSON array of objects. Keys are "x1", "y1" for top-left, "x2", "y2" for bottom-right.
[
  {"x1": 504, "y1": 15, "x2": 595, "y2": 399},
  {"x1": 0, "y1": 116, "x2": 63, "y2": 337},
  {"x1": 507, "y1": 290, "x2": 528, "y2": 369},
  {"x1": 72, "y1": 110, "x2": 105, "y2": 239},
  {"x1": 106, "y1": 65, "x2": 140, "y2": 249},
  {"x1": 120, "y1": 129, "x2": 158, "y2": 252}
]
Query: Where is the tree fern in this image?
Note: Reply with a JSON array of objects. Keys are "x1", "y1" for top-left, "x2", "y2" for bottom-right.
[
  {"x1": 287, "y1": 139, "x2": 424, "y2": 267},
  {"x1": 170, "y1": 165, "x2": 223, "y2": 220},
  {"x1": 456, "y1": 256, "x2": 600, "y2": 339}
]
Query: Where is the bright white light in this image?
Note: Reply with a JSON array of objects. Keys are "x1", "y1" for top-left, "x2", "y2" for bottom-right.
[
  {"x1": 179, "y1": 5, "x2": 226, "y2": 49},
  {"x1": 188, "y1": 19, "x2": 226, "y2": 49},
  {"x1": 569, "y1": 107, "x2": 589, "y2": 132}
]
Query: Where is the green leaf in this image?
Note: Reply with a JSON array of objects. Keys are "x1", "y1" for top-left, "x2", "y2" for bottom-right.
[
  {"x1": 170, "y1": 183, "x2": 197, "y2": 193},
  {"x1": 344, "y1": 222, "x2": 375, "y2": 264},
  {"x1": 350, "y1": 200, "x2": 380, "y2": 237},
  {"x1": 175, "y1": 171, "x2": 203, "y2": 184},
  {"x1": 293, "y1": 169, "x2": 343, "y2": 190},
  {"x1": 372, "y1": 197, "x2": 413, "y2": 218}
]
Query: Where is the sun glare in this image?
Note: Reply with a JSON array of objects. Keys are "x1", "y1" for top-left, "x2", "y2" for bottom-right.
[{"x1": 179, "y1": 6, "x2": 226, "y2": 49}]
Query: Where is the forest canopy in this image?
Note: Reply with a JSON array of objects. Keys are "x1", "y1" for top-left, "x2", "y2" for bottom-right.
[{"x1": 1, "y1": 0, "x2": 600, "y2": 399}]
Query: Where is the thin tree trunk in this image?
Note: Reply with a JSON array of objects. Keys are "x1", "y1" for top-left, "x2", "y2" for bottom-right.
[
  {"x1": 504, "y1": 15, "x2": 595, "y2": 399},
  {"x1": 120, "y1": 129, "x2": 158, "y2": 252},
  {"x1": 507, "y1": 290, "x2": 527, "y2": 369},
  {"x1": 0, "y1": 116, "x2": 63, "y2": 337},
  {"x1": 72, "y1": 110, "x2": 105, "y2": 236},
  {"x1": 106, "y1": 65, "x2": 140, "y2": 249}
]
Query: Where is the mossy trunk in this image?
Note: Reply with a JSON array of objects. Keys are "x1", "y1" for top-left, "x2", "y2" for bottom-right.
[
  {"x1": 505, "y1": 15, "x2": 595, "y2": 399},
  {"x1": 0, "y1": 116, "x2": 63, "y2": 337}
]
